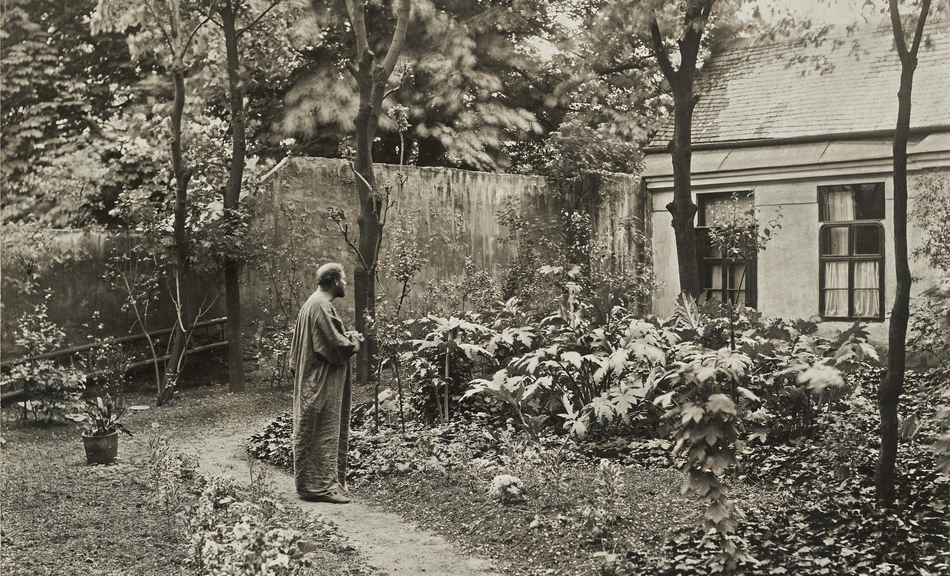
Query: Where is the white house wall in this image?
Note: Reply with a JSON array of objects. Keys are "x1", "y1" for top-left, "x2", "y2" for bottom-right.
[{"x1": 648, "y1": 161, "x2": 946, "y2": 344}]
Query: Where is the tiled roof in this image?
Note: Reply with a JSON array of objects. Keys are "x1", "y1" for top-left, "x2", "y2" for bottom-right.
[{"x1": 651, "y1": 20, "x2": 950, "y2": 147}]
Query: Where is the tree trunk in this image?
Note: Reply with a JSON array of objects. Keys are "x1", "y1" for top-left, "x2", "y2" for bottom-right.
[
  {"x1": 649, "y1": 2, "x2": 713, "y2": 299},
  {"x1": 221, "y1": 0, "x2": 246, "y2": 393},
  {"x1": 163, "y1": 54, "x2": 192, "y2": 404},
  {"x1": 667, "y1": 82, "x2": 701, "y2": 298},
  {"x1": 344, "y1": 0, "x2": 411, "y2": 383},
  {"x1": 352, "y1": 43, "x2": 379, "y2": 382},
  {"x1": 877, "y1": 0, "x2": 928, "y2": 504}
]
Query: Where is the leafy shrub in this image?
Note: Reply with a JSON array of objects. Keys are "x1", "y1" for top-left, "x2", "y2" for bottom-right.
[
  {"x1": 6, "y1": 292, "x2": 86, "y2": 422},
  {"x1": 574, "y1": 459, "x2": 628, "y2": 542},
  {"x1": 655, "y1": 347, "x2": 753, "y2": 572},
  {"x1": 405, "y1": 314, "x2": 493, "y2": 422},
  {"x1": 187, "y1": 475, "x2": 319, "y2": 576},
  {"x1": 247, "y1": 413, "x2": 294, "y2": 470}
]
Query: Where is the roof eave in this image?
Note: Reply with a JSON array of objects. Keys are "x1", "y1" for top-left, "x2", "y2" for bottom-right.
[{"x1": 644, "y1": 125, "x2": 950, "y2": 154}]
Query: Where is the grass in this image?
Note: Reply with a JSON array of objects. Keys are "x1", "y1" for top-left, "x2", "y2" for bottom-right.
[{"x1": 0, "y1": 384, "x2": 376, "y2": 576}]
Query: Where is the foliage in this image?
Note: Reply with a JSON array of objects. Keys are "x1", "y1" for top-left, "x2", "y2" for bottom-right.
[
  {"x1": 406, "y1": 314, "x2": 494, "y2": 422},
  {"x1": 0, "y1": 0, "x2": 145, "y2": 226},
  {"x1": 187, "y1": 473, "x2": 320, "y2": 576},
  {"x1": 936, "y1": 379, "x2": 950, "y2": 475},
  {"x1": 496, "y1": 200, "x2": 566, "y2": 311},
  {"x1": 85, "y1": 330, "x2": 133, "y2": 406},
  {"x1": 908, "y1": 171, "x2": 950, "y2": 367},
  {"x1": 380, "y1": 218, "x2": 428, "y2": 316},
  {"x1": 247, "y1": 413, "x2": 295, "y2": 470},
  {"x1": 68, "y1": 396, "x2": 133, "y2": 437},
  {"x1": 539, "y1": 120, "x2": 643, "y2": 180},
  {"x1": 574, "y1": 458, "x2": 629, "y2": 542},
  {"x1": 6, "y1": 292, "x2": 87, "y2": 422},
  {"x1": 0, "y1": 220, "x2": 77, "y2": 296},
  {"x1": 249, "y1": 198, "x2": 316, "y2": 385},
  {"x1": 147, "y1": 433, "x2": 198, "y2": 535},
  {"x1": 655, "y1": 348, "x2": 752, "y2": 572},
  {"x1": 415, "y1": 256, "x2": 502, "y2": 317},
  {"x1": 284, "y1": 0, "x2": 548, "y2": 171}
]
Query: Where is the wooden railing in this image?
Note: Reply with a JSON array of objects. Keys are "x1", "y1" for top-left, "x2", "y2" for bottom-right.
[{"x1": 0, "y1": 317, "x2": 228, "y2": 401}]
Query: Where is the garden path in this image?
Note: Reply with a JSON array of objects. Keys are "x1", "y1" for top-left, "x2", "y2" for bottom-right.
[{"x1": 176, "y1": 419, "x2": 503, "y2": 576}]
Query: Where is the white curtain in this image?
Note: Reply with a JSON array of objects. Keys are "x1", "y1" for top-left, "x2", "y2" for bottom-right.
[
  {"x1": 708, "y1": 264, "x2": 723, "y2": 300},
  {"x1": 826, "y1": 227, "x2": 849, "y2": 255},
  {"x1": 824, "y1": 262, "x2": 849, "y2": 316},
  {"x1": 854, "y1": 261, "x2": 880, "y2": 317},
  {"x1": 824, "y1": 190, "x2": 854, "y2": 221}
]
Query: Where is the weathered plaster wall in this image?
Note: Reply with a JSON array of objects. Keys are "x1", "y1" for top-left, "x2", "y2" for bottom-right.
[
  {"x1": 0, "y1": 231, "x2": 224, "y2": 356},
  {"x1": 249, "y1": 157, "x2": 647, "y2": 326},
  {"x1": 1, "y1": 158, "x2": 644, "y2": 359}
]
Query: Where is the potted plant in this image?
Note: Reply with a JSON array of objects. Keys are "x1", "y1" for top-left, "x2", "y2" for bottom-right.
[{"x1": 72, "y1": 397, "x2": 133, "y2": 465}]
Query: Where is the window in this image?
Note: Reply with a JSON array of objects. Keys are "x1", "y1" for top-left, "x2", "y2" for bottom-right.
[
  {"x1": 698, "y1": 192, "x2": 756, "y2": 307},
  {"x1": 818, "y1": 183, "x2": 885, "y2": 320}
]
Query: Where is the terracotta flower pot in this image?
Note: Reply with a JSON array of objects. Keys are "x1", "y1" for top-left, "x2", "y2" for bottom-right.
[{"x1": 82, "y1": 430, "x2": 119, "y2": 465}]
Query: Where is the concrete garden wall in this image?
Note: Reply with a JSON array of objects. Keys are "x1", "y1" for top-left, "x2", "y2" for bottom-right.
[
  {"x1": 247, "y1": 157, "x2": 647, "y2": 326},
  {"x1": 1, "y1": 158, "x2": 646, "y2": 357}
]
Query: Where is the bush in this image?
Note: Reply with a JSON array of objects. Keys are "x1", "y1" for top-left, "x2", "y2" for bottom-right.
[{"x1": 6, "y1": 292, "x2": 86, "y2": 422}]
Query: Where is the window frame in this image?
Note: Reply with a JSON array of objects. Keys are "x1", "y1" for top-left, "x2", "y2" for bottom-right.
[
  {"x1": 696, "y1": 191, "x2": 757, "y2": 308},
  {"x1": 817, "y1": 184, "x2": 886, "y2": 321}
]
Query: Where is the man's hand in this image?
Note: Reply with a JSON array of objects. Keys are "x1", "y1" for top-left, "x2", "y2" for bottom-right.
[{"x1": 346, "y1": 331, "x2": 364, "y2": 351}]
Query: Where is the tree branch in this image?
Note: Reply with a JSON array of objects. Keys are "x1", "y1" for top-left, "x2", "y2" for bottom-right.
[
  {"x1": 648, "y1": 14, "x2": 677, "y2": 90},
  {"x1": 144, "y1": 0, "x2": 175, "y2": 52},
  {"x1": 183, "y1": 13, "x2": 215, "y2": 55},
  {"x1": 888, "y1": 0, "x2": 909, "y2": 61},
  {"x1": 345, "y1": 0, "x2": 370, "y2": 57},
  {"x1": 237, "y1": 0, "x2": 283, "y2": 38},
  {"x1": 378, "y1": 0, "x2": 410, "y2": 78}
]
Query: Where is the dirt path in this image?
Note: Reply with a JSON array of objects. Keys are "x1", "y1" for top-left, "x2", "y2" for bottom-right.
[{"x1": 174, "y1": 419, "x2": 502, "y2": 576}]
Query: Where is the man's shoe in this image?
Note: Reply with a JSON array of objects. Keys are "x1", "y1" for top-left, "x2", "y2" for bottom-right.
[{"x1": 299, "y1": 491, "x2": 350, "y2": 504}]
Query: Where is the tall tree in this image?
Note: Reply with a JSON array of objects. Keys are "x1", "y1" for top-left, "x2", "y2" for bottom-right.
[
  {"x1": 877, "y1": 0, "x2": 931, "y2": 504},
  {"x1": 341, "y1": 0, "x2": 410, "y2": 382},
  {"x1": 93, "y1": 0, "x2": 213, "y2": 403},
  {"x1": 566, "y1": 0, "x2": 745, "y2": 298},
  {"x1": 283, "y1": 0, "x2": 547, "y2": 170},
  {"x1": 648, "y1": 0, "x2": 717, "y2": 299},
  {"x1": 209, "y1": 0, "x2": 286, "y2": 393}
]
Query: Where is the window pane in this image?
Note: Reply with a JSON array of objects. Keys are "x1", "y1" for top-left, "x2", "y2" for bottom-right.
[
  {"x1": 707, "y1": 264, "x2": 723, "y2": 290},
  {"x1": 854, "y1": 261, "x2": 880, "y2": 317},
  {"x1": 729, "y1": 263, "x2": 747, "y2": 290},
  {"x1": 824, "y1": 262, "x2": 849, "y2": 316},
  {"x1": 854, "y1": 290, "x2": 879, "y2": 317},
  {"x1": 853, "y1": 183, "x2": 885, "y2": 220},
  {"x1": 820, "y1": 189, "x2": 855, "y2": 221},
  {"x1": 853, "y1": 225, "x2": 881, "y2": 255},
  {"x1": 701, "y1": 193, "x2": 753, "y2": 226},
  {"x1": 819, "y1": 183, "x2": 884, "y2": 221},
  {"x1": 821, "y1": 227, "x2": 850, "y2": 256}
]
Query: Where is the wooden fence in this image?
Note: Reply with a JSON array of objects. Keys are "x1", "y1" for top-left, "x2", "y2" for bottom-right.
[{"x1": 0, "y1": 317, "x2": 228, "y2": 402}]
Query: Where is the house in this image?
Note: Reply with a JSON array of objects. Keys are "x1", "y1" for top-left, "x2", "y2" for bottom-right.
[{"x1": 642, "y1": 20, "x2": 950, "y2": 342}]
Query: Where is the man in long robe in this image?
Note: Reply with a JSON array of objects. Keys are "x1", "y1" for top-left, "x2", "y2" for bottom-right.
[{"x1": 288, "y1": 263, "x2": 362, "y2": 503}]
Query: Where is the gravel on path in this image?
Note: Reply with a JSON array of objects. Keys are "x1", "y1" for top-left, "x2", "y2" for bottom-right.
[{"x1": 176, "y1": 421, "x2": 503, "y2": 576}]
